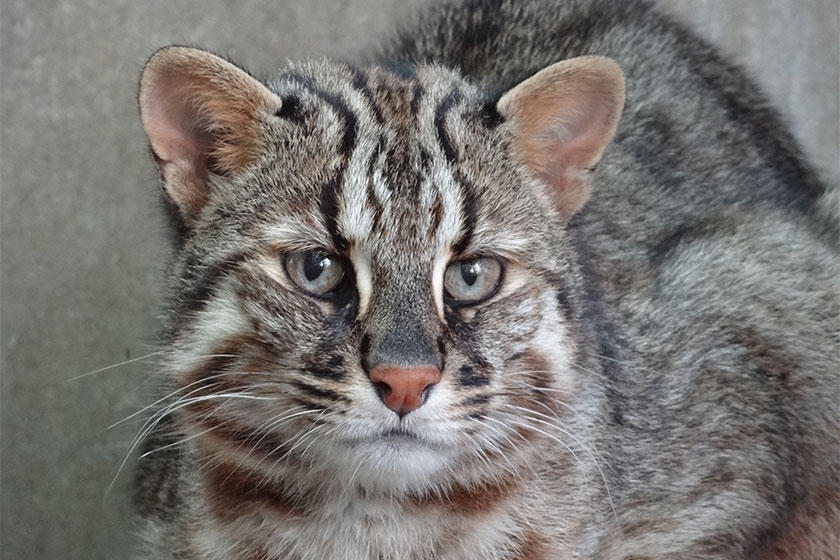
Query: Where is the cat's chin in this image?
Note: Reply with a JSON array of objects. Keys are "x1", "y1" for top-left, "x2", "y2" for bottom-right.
[{"x1": 317, "y1": 433, "x2": 457, "y2": 494}]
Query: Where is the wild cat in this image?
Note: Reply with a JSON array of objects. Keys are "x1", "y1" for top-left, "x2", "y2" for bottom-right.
[{"x1": 132, "y1": 0, "x2": 839, "y2": 558}]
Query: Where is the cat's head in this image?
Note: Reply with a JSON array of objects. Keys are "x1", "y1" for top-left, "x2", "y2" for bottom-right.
[{"x1": 138, "y1": 47, "x2": 623, "y2": 494}]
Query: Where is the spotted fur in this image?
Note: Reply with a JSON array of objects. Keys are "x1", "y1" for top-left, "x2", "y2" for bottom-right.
[{"x1": 134, "y1": 1, "x2": 840, "y2": 558}]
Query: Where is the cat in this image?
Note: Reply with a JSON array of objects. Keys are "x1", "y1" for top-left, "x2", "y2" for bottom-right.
[{"x1": 132, "y1": 0, "x2": 840, "y2": 558}]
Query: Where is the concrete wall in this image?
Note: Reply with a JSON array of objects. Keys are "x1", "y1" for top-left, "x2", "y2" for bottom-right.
[{"x1": 1, "y1": 1, "x2": 837, "y2": 558}]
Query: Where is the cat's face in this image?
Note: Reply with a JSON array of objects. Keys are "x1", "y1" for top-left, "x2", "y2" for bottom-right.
[{"x1": 140, "y1": 50, "x2": 623, "y2": 493}]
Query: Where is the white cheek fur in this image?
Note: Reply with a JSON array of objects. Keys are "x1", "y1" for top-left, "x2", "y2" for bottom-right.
[{"x1": 168, "y1": 281, "x2": 250, "y2": 376}]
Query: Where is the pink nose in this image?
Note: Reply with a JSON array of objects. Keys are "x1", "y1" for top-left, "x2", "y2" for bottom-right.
[{"x1": 369, "y1": 364, "x2": 442, "y2": 417}]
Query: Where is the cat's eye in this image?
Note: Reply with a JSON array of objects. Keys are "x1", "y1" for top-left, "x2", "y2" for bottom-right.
[
  {"x1": 286, "y1": 251, "x2": 346, "y2": 297},
  {"x1": 443, "y1": 257, "x2": 503, "y2": 306}
]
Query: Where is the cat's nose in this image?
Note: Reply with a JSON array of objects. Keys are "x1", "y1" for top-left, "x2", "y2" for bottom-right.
[{"x1": 369, "y1": 364, "x2": 442, "y2": 417}]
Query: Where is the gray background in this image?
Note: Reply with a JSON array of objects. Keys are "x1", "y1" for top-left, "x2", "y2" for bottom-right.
[{"x1": 1, "y1": 1, "x2": 837, "y2": 558}]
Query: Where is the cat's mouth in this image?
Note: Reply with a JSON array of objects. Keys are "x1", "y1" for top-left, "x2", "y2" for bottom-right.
[
  {"x1": 341, "y1": 427, "x2": 441, "y2": 449},
  {"x1": 381, "y1": 428, "x2": 419, "y2": 441}
]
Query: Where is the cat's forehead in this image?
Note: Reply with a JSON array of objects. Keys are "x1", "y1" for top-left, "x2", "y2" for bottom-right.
[
  {"x1": 271, "y1": 59, "x2": 481, "y2": 108},
  {"x1": 249, "y1": 60, "x2": 538, "y2": 262}
]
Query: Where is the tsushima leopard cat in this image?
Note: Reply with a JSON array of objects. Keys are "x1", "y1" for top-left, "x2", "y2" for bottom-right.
[{"x1": 133, "y1": 0, "x2": 839, "y2": 558}]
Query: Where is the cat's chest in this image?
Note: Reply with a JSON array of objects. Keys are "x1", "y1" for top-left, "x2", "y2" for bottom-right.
[{"x1": 200, "y1": 493, "x2": 519, "y2": 560}]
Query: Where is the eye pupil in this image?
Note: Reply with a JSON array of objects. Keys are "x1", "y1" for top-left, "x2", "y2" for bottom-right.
[
  {"x1": 443, "y1": 256, "x2": 503, "y2": 307},
  {"x1": 286, "y1": 251, "x2": 346, "y2": 298},
  {"x1": 461, "y1": 262, "x2": 478, "y2": 286},
  {"x1": 304, "y1": 254, "x2": 327, "y2": 281}
]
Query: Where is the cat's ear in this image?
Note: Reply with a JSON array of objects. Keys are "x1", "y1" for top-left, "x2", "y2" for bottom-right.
[
  {"x1": 138, "y1": 46, "x2": 281, "y2": 221},
  {"x1": 497, "y1": 56, "x2": 625, "y2": 217}
]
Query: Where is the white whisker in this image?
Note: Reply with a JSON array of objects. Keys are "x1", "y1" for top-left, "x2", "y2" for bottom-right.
[{"x1": 69, "y1": 350, "x2": 164, "y2": 381}]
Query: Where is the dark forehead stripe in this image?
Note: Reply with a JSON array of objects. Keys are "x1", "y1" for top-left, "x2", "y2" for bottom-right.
[
  {"x1": 281, "y1": 70, "x2": 358, "y2": 157},
  {"x1": 383, "y1": 141, "x2": 422, "y2": 200},
  {"x1": 348, "y1": 66, "x2": 385, "y2": 125},
  {"x1": 361, "y1": 66, "x2": 424, "y2": 131},
  {"x1": 409, "y1": 81, "x2": 424, "y2": 115},
  {"x1": 433, "y1": 87, "x2": 463, "y2": 164},
  {"x1": 317, "y1": 85, "x2": 358, "y2": 251},
  {"x1": 432, "y1": 87, "x2": 479, "y2": 253},
  {"x1": 429, "y1": 195, "x2": 444, "y2": 240},
  {"x1": 478, "y1": 89, "x2": 505, "y2": 129},
  {"x1": 412, "y1": 147, "x2": 431, "y2": 199},
  {"x1": 452, "y1": 168, "x2": 478, "y2": 255},
  {"x1": 359, "y1": 69, "x2": 429, "y2": 204},
  {"x1": 365, "y1": 136, "x2": 385, "y2": 232},
  {"x1": 320, "y1": 175, "x2": 349, "y2": 251},
  {"x1": 284, "y1": 73, "x2": 358, "y2": 252},
  {"x1": 273, "y1": 94, "x2": 305, "y2": 125}
]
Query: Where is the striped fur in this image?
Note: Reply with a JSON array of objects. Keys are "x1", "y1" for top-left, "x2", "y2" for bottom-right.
[{"x1": 134, "y1": 1, "x2": 839, "y2": 558}]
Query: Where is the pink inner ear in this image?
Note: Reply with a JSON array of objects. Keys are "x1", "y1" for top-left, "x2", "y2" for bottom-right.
[
  {"x1": 537, "y1": 95, "x2": 617, "y2": 176},
  {"x1": 520, "y1": 92, "x2": 620, "y2": 214},
  {"x1": 139, "y1": 48, "x2": 281, "y2": 220},
  {"x1": 140, "y1": 67, "x2": 224, "y2": 216},
  {"x1": 499, "y1": 57, "x2": 625, "y2": 216},
  {"x1": 144, "y1": 74, "x2": 213, "y2": 167}
]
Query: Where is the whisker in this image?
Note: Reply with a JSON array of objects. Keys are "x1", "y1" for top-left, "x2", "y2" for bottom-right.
[
  {"x1": 469, "y1": 418, "x2": 522, "y2": 476},
  {"x1": 139, "y1": 416, "x2": 239, "y2": 459},
  {"x1": 592, "y1": 353, "x2": 633, "y2": 367},
  {"x1": 256, "y1": 418, "x2": 334, "y2": 487},
  {"x1": 108, "y1": 387, "x2": 269, "y2": 495},
  {"x1": 68, "y1": 350, "x2": 164, "y2": 382},
  {"x1": 243, "y1": 408, "x2": 326, "y2": 461},
  {"x1": 109, "y1": 370, "x2": 279, "y2": 430},
  {"x1": 500, "y1": 403, "x2": 622, "y2": 535}
]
